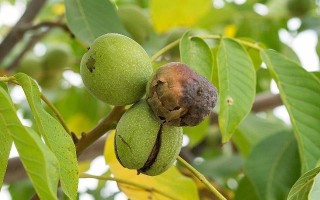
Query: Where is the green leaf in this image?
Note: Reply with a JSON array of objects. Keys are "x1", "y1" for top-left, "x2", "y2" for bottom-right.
[
  {"x1": 0, "y1": 82, "x2": 8, "y2": 91},
  {"x1": 65, "y1": 0, "x2": 128, "y2": 45},
  {"x1": 233, "y1": 113, "x2": 287, "y2": 157},
  {"x1": 287, "y1": 167, "x2": 320, "y2": 200},
  {"x1": 217, "y1": 38, "x2": 256, "y2": 142},
  {"x1": 0, "y1": 87, "x2": 59, "y2": 200},
  {"x1": 234, "y1": 177, "x2": 260, "y2": 200},
  {"x1": 312, "y1": 71, "x2": 320, "y2": 80},
  {"x1": 261, "y1": 49, "x2": 320, "y2": 173},
  {"x1": 8, "y1": 179, "x2": 36, "y2": 200},
  {"x1": 245, "y1": 132, "x2": 300, "y2": 200},
  {"x1": 183, "y1": 117, "x2": 209, "y2": 148},
  {"x1": 280, "y1": 44, "x2": 300, "y2": 64},
  {"x1": 180, "y1": 32, "x2": 212, "y2": 80},
  {"x1": 236, "y1": 16, "x2": 281, "y2": 50},
  {"x1": 14, "y1": 73, "x2": 78, "y2": 200},
  {"x1": 237, "y1": 38, "x2": 264, "y2": 70},
  {"x1": 196, "y1": 155, "x2": 243, "y2": 181},
  {"x1": 256, "y1": 68, "x2": 272, "y2": 93},
  {"x1": 211, "y1": 46, "x2": 219, "y2": 88},
  {"x1": 0, "y1": 84, "x2": 12, "y2": 188},
  {"x1": 309, "y1": 172, "x2": 320, "y2": 200}
]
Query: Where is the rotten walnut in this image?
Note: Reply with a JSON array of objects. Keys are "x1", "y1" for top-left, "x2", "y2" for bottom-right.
[{"x1": 146, "y1": 62, "x2": 218, "y2": 126}]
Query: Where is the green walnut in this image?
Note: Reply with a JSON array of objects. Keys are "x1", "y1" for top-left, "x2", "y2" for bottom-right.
[
  {"x1": 118, "y1": 6, "x2": 153, "y2": 44},
  {"x1": 42, "y1": 44, "x2": 71, "y2": 70},
  {"x1": 80, "y1": 33, "x2": 153, "y2": 105},
  {"x1": 115, "y1": 100, "x2": 183, "y2": 176},
  {"x1": 18, "y1": 53, "x2": 42, "y2": 79}
]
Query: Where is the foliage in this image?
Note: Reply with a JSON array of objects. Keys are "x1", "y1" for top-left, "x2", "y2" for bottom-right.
[{"x1": 0, "y1": 0, "x2": 319, "y2": 199}]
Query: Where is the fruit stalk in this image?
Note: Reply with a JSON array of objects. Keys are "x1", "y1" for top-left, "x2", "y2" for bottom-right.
[{"x1": 177, "y1": 156, "x2": 227, "y2": 200}]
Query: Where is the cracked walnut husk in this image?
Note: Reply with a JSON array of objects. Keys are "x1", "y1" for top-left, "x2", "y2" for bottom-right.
[{"x1": 146, "y1": 62, "x2": 218, "y2": 126}]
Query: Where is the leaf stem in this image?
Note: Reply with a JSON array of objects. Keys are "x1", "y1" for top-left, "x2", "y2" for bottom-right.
[
  {"x1": 0, "y1": 76, "x2": 16, "y2": 82},
  {"x1": 150, "y1": 34, "x2": 263, "y2": 63},
  {"x1": 80, "y1": 173, "x2": 179, "y2": 200},
  {"x1": 233, "y1": 38, "x2": 264, "y2": 51},
  {"x1": 40, "y1": 93, "x2": 70, "y2": 134},
  {"x1": 150, "y1": 39, "x2": 180, "y2": 62},
  {"x1": 177, "y1": 156, "x2": 227, "y2": 200}
]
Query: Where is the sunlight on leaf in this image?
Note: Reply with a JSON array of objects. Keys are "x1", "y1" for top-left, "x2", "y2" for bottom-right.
[
  {"x1": 287, "y1": 167, "x2": 320, "y2": 200},
  {"x1": 217, "y1": 38, "x2": 256, "y2": 142},
  {"x1": 309, "y1": 172, "x2": 320, "y2": 200},
  {"x1": 104, "y1": 131, "x2": 199, "y2": 200},
  {"x1": 14, "y1": 73, "x2": 78, "y2": 200},
  {"x1": 0, "y1": 84, "x2": 13, "y2": 188},
  {"x1": 261, "y1": 50, "x2": 320, "y2": 173},
  {"x1": 0, "y1": 87, "x2": 59, "y2": 200}
]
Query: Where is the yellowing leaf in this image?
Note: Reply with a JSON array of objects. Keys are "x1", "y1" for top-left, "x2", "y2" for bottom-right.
[
  {"x1": 150, "y1": 0, "x2": 211, "y2": 33},
  {"x1": 104, "y1": 131, "x2": 199, "y2": 200},
  {"x1": 67, "y1": 114, "x2": 94, "y2": 136}
]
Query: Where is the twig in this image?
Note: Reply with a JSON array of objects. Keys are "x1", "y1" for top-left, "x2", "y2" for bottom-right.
[
  {"x1": 6, "y1": 27, "x2": 51, "y2": 71},
  {"x1": 150, "y1": 39, "x2": 180, "y2": 62},
  {"x1": 233, "y1": 38, "x2": 264, "y2": 51},
  {"x1": 0, "y1": 0, "x2": 47, "y2": 63},
  {"x1": 21, "y1": 21, "x2": 70, "y2": 33},
  {"x1": 150, "y1": 34, "x2": 264, "y2": 63},
  {"x1": 76, "y1": 106, "x2": 126, "y2": 156},
  {"x1": 196, "y1": 34, "x2": 263, "y2": 51},
  {"x1": 252, "y1": 92, "x2": 282, "y2": 112},
  {"x1": 6, "y1": 15, "x2": 65, "y2": 71},
  {"x1": 177, "y1": 156, "x2": 227, "y2": 200},
  {"x1": 0, "y1": 76, "x2": 15, "y2": 82},
  {"x1": 80, "y1": 173, "x2": 179, "y2": 200}
]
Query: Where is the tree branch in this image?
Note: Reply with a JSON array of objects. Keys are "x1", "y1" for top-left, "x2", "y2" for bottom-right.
[
  {"x1": 0, "y1": 0, "x2": 47, "y2": 63},
  {"x1": 252, "y1": 92, "x2": 282, "y2": 112},
  {"x1": 20, "y1": 21, "x2": 70, "y2": 33},
  {"x1": 76, "y1": 106, "x2": 126, "y2": 156},
  {"x1": 6, "y1": 27, "x2": 50, "y2": 71},
  {"x1": 6, "y1": 15, "x2": 65, "y2": 71}
]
